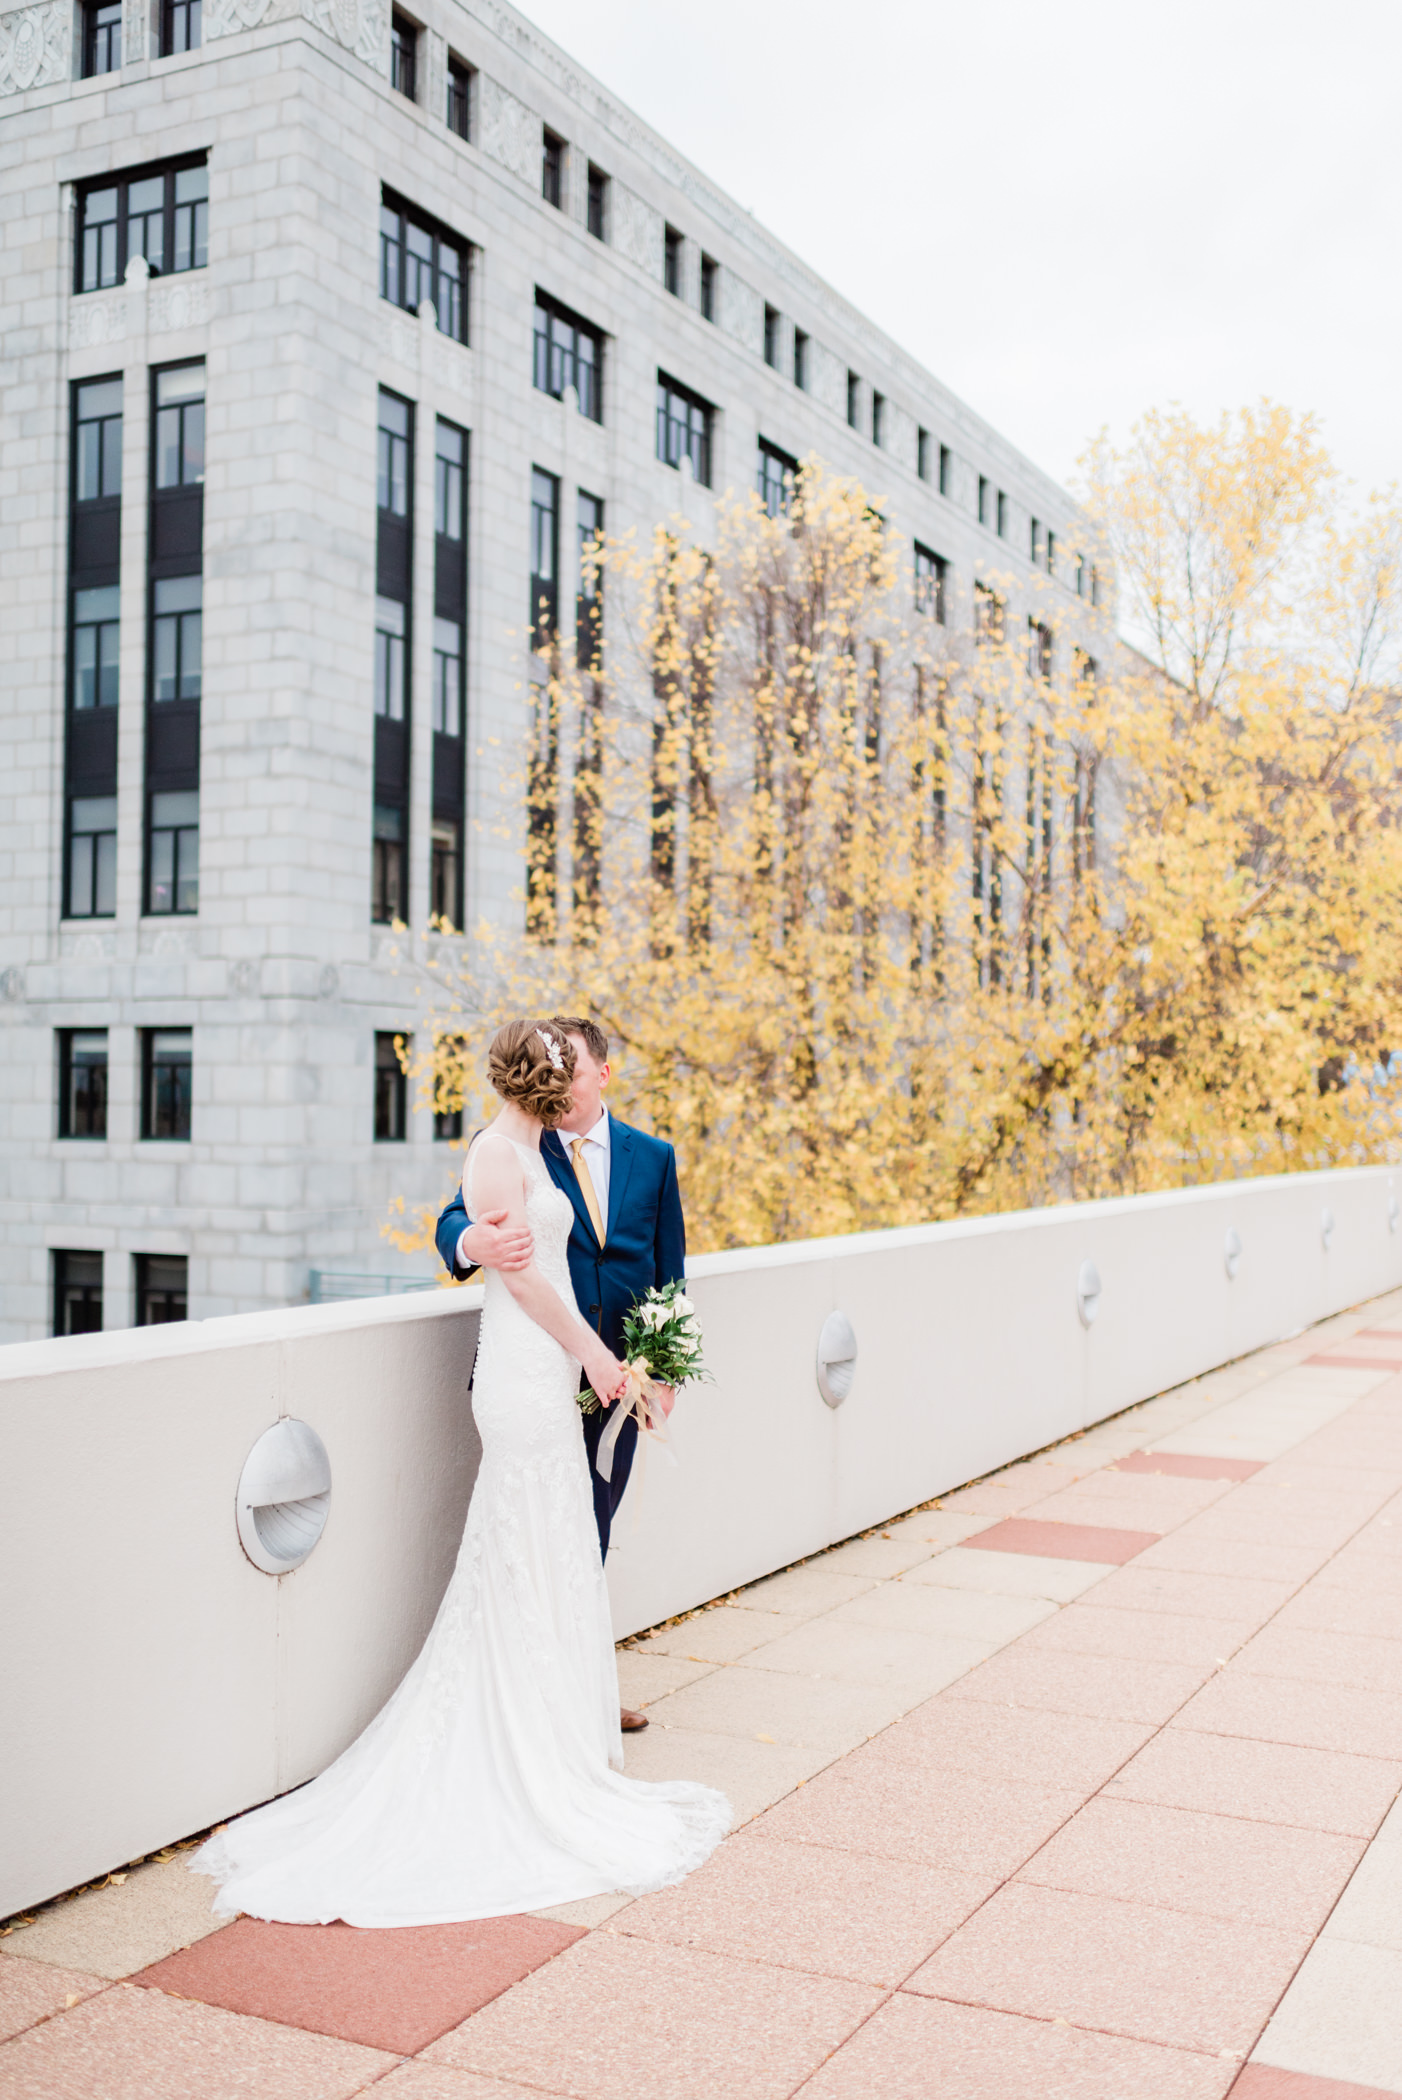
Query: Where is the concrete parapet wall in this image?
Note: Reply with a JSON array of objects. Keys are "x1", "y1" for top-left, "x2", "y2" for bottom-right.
[{"x1": 2, "y1": 1163, "x2": 1398, "y2": 1916}]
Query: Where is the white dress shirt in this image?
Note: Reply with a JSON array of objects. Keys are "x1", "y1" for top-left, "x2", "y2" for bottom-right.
[{"x1": 457, "y1": 1109, "x2": 612, "y2": 1269}]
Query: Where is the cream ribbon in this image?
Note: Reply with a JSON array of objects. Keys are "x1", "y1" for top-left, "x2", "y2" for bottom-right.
[{"x1": 595, "y1": 1360, "x2": 672, "y2": 1482}]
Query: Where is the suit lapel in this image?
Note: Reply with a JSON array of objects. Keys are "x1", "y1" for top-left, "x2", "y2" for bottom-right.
[
  {"x1": 543, "y1": 1126, "x2": 602, "y2": 1248},
  {"x1": 605, "y1": 1119, "x2": 635, "y2": 1247}
]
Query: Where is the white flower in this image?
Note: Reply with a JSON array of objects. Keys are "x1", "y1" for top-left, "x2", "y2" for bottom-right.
[{"x1": 674, "y1": 1294, "x2": 696, "y2": 1317}]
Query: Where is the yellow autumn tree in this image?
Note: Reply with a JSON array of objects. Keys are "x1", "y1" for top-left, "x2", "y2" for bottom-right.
[{"x1": 390, "y1": 417, "x2": 1402, "y2": 1257}]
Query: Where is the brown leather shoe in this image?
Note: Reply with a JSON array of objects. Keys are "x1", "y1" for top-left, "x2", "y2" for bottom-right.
[{"x1": 620, "y1": 1706, "x2": 650, "y2": 1732}]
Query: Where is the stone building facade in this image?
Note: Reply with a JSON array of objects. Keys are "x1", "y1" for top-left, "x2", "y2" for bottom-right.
[{"x1": 0, "y1": 0, "x2": 1111, "y2": 1339}]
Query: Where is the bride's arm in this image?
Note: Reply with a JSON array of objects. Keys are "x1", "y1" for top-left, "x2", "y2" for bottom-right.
[{"x1": 468, "y1": 1136, "x2": 627, "y2": 1398}]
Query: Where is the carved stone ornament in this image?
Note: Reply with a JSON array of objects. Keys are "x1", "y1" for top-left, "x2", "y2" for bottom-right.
[
  {"x1": 69, "y1": 295, "x2": 129, "y2": 351},
  {"x1": 149, "y1": 276, "x2": 211, "y2": 332},
  {"x1": 0, "y1": 966, "x2": 25, "y2": 1002},
  {"x1": 205, "y1": 0, "x2": 274, "y2": 38},
  {"x1": 303, "y1": 0, "x2": 385, "y2": 68},
  {"x1": 477, "y1": 73, "x2": 537, "y2": 184},
  {"x1": 378, "y1": 303, "x2": 420, "y2": 371},
  {"x1": 0, "y1": 1, "x2": 68, "y2": 93}
]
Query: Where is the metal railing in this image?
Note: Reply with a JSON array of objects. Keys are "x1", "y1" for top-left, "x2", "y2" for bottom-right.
[{"x1": 308, "y1": 1270, "x2": 439, "y2": 1305}]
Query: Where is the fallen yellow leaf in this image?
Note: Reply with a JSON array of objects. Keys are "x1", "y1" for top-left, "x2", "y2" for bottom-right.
[{"x1": 755, "y1": 1732, "x2": 775, "y2": 1743}]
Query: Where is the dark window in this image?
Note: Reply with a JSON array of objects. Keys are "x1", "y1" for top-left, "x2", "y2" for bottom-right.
[
  {"x1": 938, "y1": 443, "x2": 951, "y2": 496},
  {"x1": 1075, "y1": 648, "x2": 1099, "y2": 685},
  {"x1": 763, "y1": 305, "x2": 780, "y2": 369},
  {"x1": 67, "y1": 797, "x2": 117, "y2": 918},
  {"x1": 374, "y1": 598, "x2": 406, "y2": 720},
  {"x1": 1028, "y1": 618, "x2": 1052, "y2": 680},
  {"x1": 587, "y1": 163, "x2": 607, "y2": 240},
  {"x1": 375, "y1": 1032, "x2": 408, "y2": 1140},
  {"x1": 917, "y1": 427, "x2": 929, "y2": 481},
  {"x1": 542, "y1": 128, "x2": 563, "y2": 207},
  {"x1": 871, "y1": 391, "x2": 885, "y2": 448},
  {"x1": 154, "y1": 362, "x2": 204, "y2": 490},
  {"x1": 431, "y1": 617, "x2": 462, "y2": 735},
  {"x1": 974, "y1": 582, "x2": 1004, "y2": 646},
  {"x1": 699, "y1": 253, "x2": 717, "y2": 322},
  {"x1": 160, "y1": 0, "x2": 200, "y2": 55},
  {"x1": 914, "y1": 543, "x2": 947, "y2": 623},
  {"x1": 979, "y1": 476, "x2": 991, "y2": 528},
  {"x1": 1091, "y1": 565, "x2": 1101, "y2": 607},
  {"x1": 432, "y1": 1034, "x2": 466, "y2": 1140},
  {"x1": 136, "y1": 1253, "x2": 187, "y2": 1324},
  {"x1": 73, "y1": 586, "x2": 120, "y2": 710},
  {"x1": 533, "y1": 291, "x2": 603, "y2": 423},
  {"x1": 58, "y1": 1030, "x2": 108, "y2": 1139},
  {"x1": 530, "y1": 467, "x2": 559, "y2": 650},
  {"x1": 758, "y1": 438, "x2": 797, "y2": 520},
  {"x1": 446, "y1": 54, "x2": 472, "y2": 137},
  {"x1": 379, "y1": 191, "x2": 469, "y2": 344},
  {"x1": 996, "y1": 490, "x2": 1007, "y2": 538},
  {"x1": 377, "y1": 389, "x2": 411, "y2": 516},
  {"x1": 148, "y1": 789, "x2": 199, "y2": 912},
  {"x1": 82, "y1": 0, "x2": 122, "y2": 75},
  {"x1": 431, "y1": 820, "x2": 460, "y2": 926},
  {"x1": 54, "y1": 1251, "x2": 103, "y2": 1336},
  {"x1": 794, "y1": 328, "x2": 809, "y2": 391},
  {"x1": 435, "y1": 418, "x2": 464, "y2": 539},
  {"x1": 76, "y1": 156, "x2": 208, "y2": 292},
  {"x1": 1046, "y1": 529, "x2": 1057, "y2": 576},
  {"x1": 847, "y1": 371, "x2": 860, "y2": 429},
  {"x1": 1076, "y1": 553, "x2": 1087, "y2": 598},
  {"x1": 152, "y1": 576, "x2": 201, "y2": 701},
  {"x1": 75, "y1": 377, "x2": 123, "y2": 503},
  {"x1": 372, "y1": 806, "x2": 405, "y2": 922},
  {"x1": 390, "y1": 12, "x2": 417, "y2": 99},
  {"x1": 142, "y1": 1028, "x2": 192, "y2": 1139},
  {"x1": 664, "y1": 225, "x2": 682, "y2": 296},
  {"x1": 656, "y1": 373, "x2": 712, "y2": 487},
  {"x1": 576, "y1": 489, "x2": 604, "y2": 671},
  {"x1": 1030, "y1": 516, "x2": 1042, "y2": 565}
]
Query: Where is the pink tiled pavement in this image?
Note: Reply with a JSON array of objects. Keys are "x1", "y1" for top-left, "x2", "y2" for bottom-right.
[{"x1": 6, "y1": 1317, "x2": 1402, "y2": 2097}]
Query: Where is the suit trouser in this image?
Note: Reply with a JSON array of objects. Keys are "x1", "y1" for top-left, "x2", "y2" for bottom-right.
[{"x1": 580, "y1": 1399, "x2": 638, "y2": 1562}]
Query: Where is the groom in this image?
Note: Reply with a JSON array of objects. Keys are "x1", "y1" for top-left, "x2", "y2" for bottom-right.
[{"x1": 435, "y1": 1016, "x2": 685, "y2": 1733}]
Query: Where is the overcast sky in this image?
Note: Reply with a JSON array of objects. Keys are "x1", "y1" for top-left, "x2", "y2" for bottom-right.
[{"x1": 520, "y1": 0, "x2": 1401, "y2": 506}]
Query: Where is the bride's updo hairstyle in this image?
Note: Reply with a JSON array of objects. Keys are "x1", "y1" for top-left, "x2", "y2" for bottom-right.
[{"x1": 486, "y1": 1018, "x2": 576, "y2": 1127}]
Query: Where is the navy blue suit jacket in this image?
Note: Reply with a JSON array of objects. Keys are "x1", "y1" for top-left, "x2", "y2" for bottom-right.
[
  {"x1": 434, "y1": 1116, "x2": 686, "y2": 1353},
  {"x1": 434, "y1": 1117, "x2": 686, "y2": 1559}
]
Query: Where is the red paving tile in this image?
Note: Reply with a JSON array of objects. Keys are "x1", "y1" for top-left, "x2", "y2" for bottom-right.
[
  {"x1": 869, "y1": 1697, "x2": 1154, "y2": 1793},
  {"x1": 133, "y1": 1913, "x2": 581, "y2": 2055},
  {"x1": 1133, "y1": 1534, "x2": 1335, "y2": 1584},
  {"x1": 1115, "y1": 1451, "x2": 1267, "y2": 1480},
  {"x1": 1087, "y1": 1564, "x2": 1297, "y2": 1626},
  {"x1": 1272, "y1": 1586, "x2": 1402, "y2": 1642},
  {"x1": 1104, "y1": 1727, "x2": 1402, "y2": 1837},
  {"x1": 1177, "y1": 1669, "x2": 1402, "y2": 1760},
  {"x1": 1013, "y1": 1601, "x2": 1256, "y2": 1668},
  {"x1": 0, "y1": 1957, "x2": 108, "y2": 2045},
  {"x1": 1017, "y1": 1796, "x2": 1365, "y2": 1934},
  {"x1": 426, "y1": 1930, "x2": 881, "y2": 2100},
  {"x1": 906, "y1": 1880, "x2": 1311, "y2": 2054},
  {"x1": 371, "y1": 2068, "x2": 574, "y2": 2099},
  {"x1": 800, "y1": 1992, "x2": 1238, "y2": 2099},
  {"x1": 1232, "y1": 2066, "x2": 1402, "y2": 2100},
  {"x1": 0, "y1": 1982, "x2": 393, "y2": 2100},
  {"x1": 1306, "y1": 1354, "x2": 1402, "y2": 1370},
  {"x1": 1232, "y1": 1624, "x2": 1402, "y2": 1696},
  {"x1": 964, "y1": 1517, "x2": 1161, "y2": 1562},
  {"x1": 607, "y1": 1829, "x2": 994, "y2": 1986}
]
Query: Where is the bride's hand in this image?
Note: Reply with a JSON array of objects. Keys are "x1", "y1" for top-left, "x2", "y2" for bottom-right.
[{"x1": 584, "y1": 1341, "x2": 628, "y2": 1405}]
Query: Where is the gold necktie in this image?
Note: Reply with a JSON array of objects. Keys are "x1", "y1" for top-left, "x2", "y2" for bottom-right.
[{"x1": 570, "y1": 1137, "x2": 606, "y2": 1244}]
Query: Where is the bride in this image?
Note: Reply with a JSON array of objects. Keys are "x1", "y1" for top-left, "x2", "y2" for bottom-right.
[{"x1": 194, "y1": 1019, "x2": 730, "y2": 1925}]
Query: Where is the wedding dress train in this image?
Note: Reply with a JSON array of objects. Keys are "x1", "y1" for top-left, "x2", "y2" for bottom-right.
[{"x1": 193, "y1": 1137, "x2": 730, "y2": 1925}]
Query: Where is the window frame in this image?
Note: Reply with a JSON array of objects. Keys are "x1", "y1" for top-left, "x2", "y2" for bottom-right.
[
  {"x1": 74, "y1": 153, "x2": 209, "y2": 294},
  {"x1": 699, "y1": 253, "x2": 717, "y2": 322},
  {"x1": 763, "y1": 305, "x2": 780, "y2": 370},
  {"x1": 656, "y1": 372, "x2": 714, "y2": 488},
  {"x1": 871, "y1": 390, "x2": 885, "y2": 448},
  {"x1": 586, "y1": 163, "x2": 608, "y2": 240},
  {"x1": 390, "y1": 11, "x2": 418, "y2": 99},
  {"x1": 57, "y1": 1028, "x2": 109, "y2": 1140},
  {"x1": 758, "y1": 437, "x2": 798, "y2": 520},
  {"x1": 372, "y1": 805, "x2": 406, "y2": 924},
  {"x1": 141, "y1": 1026, "x2": 193, "y2": 1141},
  {"x1": 978, "y1": 476, "x2": 991, "y2": 528},
  {"x1": 916, "y1": 427, "x2": 929, "y2": 481},
  {"x1": 159, "y1": 0, "x2": 201, "y2": 56},
  {"x1": 913, "y1": 542, "x2": 948, "y2": 625},
  {"x1": 53, "y1": 1250, "x2": 104, "y2": 1336},
  {"x1": 82, "y1": 0, "x2": 122, "y2": 77},
  {"x1": 146, "y1": 787, "x2": 200, "y2": 914},
  {"x1": 378, "y1": 188, "x2": 470, "y2": 345},
  {"x1": 846, "y1": 371, "x2": 860, "y2": 429},
  {"x1": 374, "y1": 1031, "x2": 409, "y2": 1141},
  {"x1": 576, "y1": 488, "x2": 604, "y2": 673},
  {"x1": 663, "y1": 225, "x2": 683, "y2": 297},
  {"x1": 529, "y1": 466, "x2": 560, "y2": 652},
  {"x1": 938, "y1": 444, "x2": 951, "y2": 497},
  {"x1": 532, "y1": 289, "x2": 604, "y2": 424},
  {"x1": 135, "y1": 1252, "x2": 188, "y2": 1325},
  {"x1": 542, "y1": 127, "x2": 564, "y2": 207},
  {"x1": 65, "y1": 796, "x2": 118, "y2": 919},
  {"x1": 446, "y1": 53, "x2": 473, "y2": 138}
]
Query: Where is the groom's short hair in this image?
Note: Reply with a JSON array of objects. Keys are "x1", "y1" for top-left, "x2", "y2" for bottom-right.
[{"x1": 551, "y1": 1014, "x2": 609, "y2": 1064}]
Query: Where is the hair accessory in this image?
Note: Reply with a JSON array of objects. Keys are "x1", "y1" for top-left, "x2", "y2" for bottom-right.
[{"x1": 535, "y1": 1027, "x2": 566, "y2": 1073}]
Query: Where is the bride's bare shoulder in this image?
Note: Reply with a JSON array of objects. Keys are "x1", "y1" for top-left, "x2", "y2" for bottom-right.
[{"x1": 463, "y1": 1127, "x2": 524, "y2": 1203}]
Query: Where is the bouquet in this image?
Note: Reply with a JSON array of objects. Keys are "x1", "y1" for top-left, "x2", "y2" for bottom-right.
[{"x1": 578, "y1": 1280, "x2": 710, "y2": 1480}]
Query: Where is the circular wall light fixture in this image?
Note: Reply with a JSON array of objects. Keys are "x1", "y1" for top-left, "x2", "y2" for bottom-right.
[
  {"x1": 816, "y1": 1310, "x2": 858, "y2": 1408},
  {"x1": 1076, "y1": 1258, "x2": 1102, "y2": 1328},
  {"x1": 1321, "y1": 1208, "x2": 1336, "y2": 1252},
  {"x1": 1224, "y1": 1227, "x2": 1243, "y2": 1280},
  {"x1": 236, "y1": 1418, "x2": 332, "y2": 1575}
]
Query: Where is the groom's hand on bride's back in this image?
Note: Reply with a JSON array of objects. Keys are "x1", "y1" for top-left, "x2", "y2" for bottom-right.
[{"x1": 458, "y1": 1209, "x2": 534, "y2": 1273}]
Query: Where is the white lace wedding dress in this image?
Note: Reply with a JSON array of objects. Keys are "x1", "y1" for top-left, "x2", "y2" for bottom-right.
[{"x1": 193, "y1": 1136, "x2": 730, "y2": 1925}]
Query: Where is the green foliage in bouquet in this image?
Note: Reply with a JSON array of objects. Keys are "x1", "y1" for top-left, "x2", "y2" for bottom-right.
[{"x1": 578, "y1": 1279, "x2": 710, "y2": 1414}]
